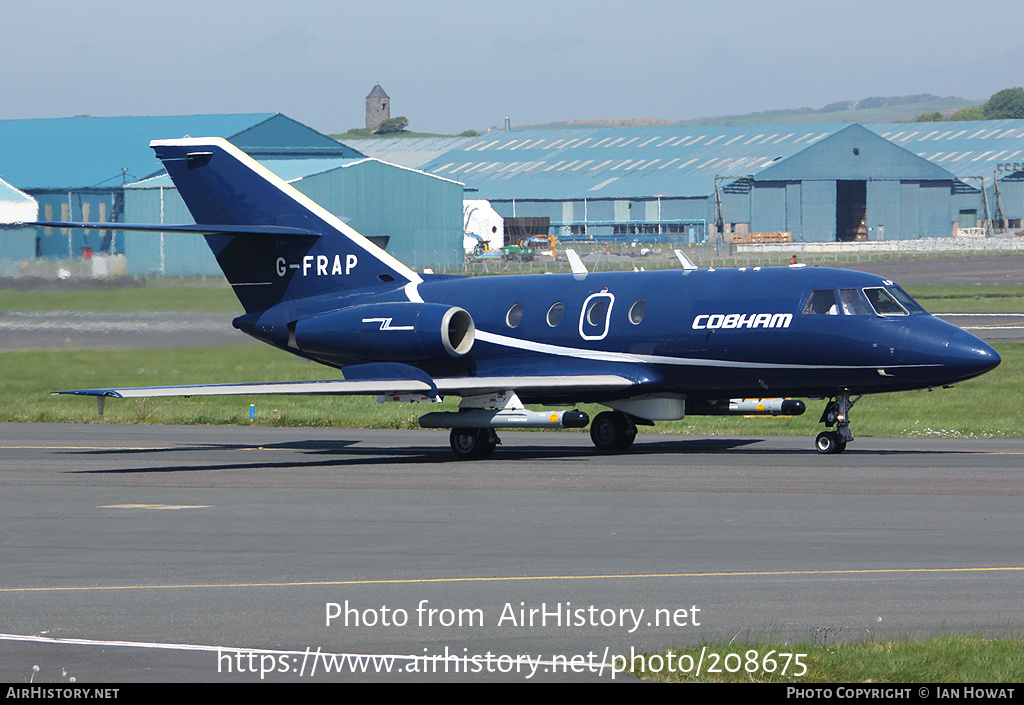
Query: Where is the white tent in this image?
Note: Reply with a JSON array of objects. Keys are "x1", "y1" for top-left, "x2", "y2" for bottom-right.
[
  {"x1": 0, "y1": 177, "x2": 37, "y2": 224},
  {"x1": 463, "y1": 199, "x2": 503, "y2": 254}
]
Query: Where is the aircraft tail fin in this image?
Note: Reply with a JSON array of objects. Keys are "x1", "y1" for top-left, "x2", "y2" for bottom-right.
[{"x1": 150, "y1": 137, "x2": 422, "y2": 313}]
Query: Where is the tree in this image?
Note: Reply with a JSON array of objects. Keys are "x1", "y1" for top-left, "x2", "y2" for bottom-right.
[
  {"x1": 820, "y1": 100, "x2": 854, "y2": 113},
  {"x1": 950, "y1": 105, "x2": 986, "y2": 121},
  {"x1": 374, "y1": 116, "x2": 410, "y2": 135},
  {"x1": 984, "y1": 87, "x2": 1024, "y2": 120}
]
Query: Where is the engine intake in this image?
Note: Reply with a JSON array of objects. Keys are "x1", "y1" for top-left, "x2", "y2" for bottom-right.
[{"x1": 293, "y1": 302, "x2": 475, "y2": 362}]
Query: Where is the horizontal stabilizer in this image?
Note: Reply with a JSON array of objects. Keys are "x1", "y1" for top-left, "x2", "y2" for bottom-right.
[{"x1": 29, "y1": 222, "x2": 321, "y2": 238}]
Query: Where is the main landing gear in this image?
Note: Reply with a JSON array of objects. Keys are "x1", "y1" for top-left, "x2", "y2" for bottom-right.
[
  {"x1": 449, "y1": 427, "x2": 500, "y2": 459},
  {"x1": 448, "y1": 410, "x2": 638, "y2": 458},
  {"x1": 815, "y1": 392, "x2": 860, "y2": 454},
  {"x1": 590, "y1": 410, "x2": 638, "y2": 452}
]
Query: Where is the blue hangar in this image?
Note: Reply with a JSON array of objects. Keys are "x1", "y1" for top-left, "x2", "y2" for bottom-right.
[
  {"x1": 357, "y1": 120, "x2": 1024, "y2": 243},
  {"x1": 0, "y1": 113, "x2": 462, "y2": 274}
]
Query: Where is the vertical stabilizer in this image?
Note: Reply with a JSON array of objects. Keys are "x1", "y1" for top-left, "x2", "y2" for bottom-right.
[{"x1": 151, "y1": 137, "x2": 422, "y2": 313}]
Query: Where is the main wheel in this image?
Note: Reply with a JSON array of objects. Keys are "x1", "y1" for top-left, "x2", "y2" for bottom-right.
[
  {"x1": 450, "y1": 428, "x2": 498, "y2": 459},
  {"x1": 590, "y1": 411, "x2": 637, "y2": 452},
  {"x1": 815, "y1": 431, "x2": 846, "y2": 455}
]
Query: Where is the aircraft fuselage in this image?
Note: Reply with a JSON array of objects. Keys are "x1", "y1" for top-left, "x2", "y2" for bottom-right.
[{"x1": 234, "y1": 264, "x2": 999, "y2": 406}]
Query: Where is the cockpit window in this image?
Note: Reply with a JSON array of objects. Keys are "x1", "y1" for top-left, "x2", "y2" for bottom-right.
[
  {"x1": 838, "y1": 288, "x2": 872, "y2": 315},
  {"x1": 863, "y1": 287, "x2": 909, "y2": 316},
  {"x1": 888, "y1": 285, "x2": 927, "y2": 314},
  {"x1": 803, "y1": 289, "x2": 838, "y2": 315}
]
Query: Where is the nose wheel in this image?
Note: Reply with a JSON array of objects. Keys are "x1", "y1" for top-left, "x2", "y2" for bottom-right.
[
  {"x1": 815, "y1": 393, "x2": 860, "y2": 454},
  {"x1": 815, "y1": 431, "x2": 847, "y2": 455}
]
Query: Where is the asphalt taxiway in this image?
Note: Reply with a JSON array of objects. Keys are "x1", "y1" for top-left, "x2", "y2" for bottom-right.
[{"x1": 2, "y1": 423, "x2": 1022, "y2": 682}]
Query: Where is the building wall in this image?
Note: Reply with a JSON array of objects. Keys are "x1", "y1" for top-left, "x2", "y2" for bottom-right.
[
  {"x1": 31, "y1": 190, "x2": 123, "y2": 260},
  {"x1": 365, "y1": 93, "x2": 390, "y2": 131},
  {"x1": 800, "y1": 181, "x2": 837, "y2": 242},
  {"x1": 751, "y1": 182, "x2": 787, "y2": 232},
  {"x1": 920, "y1": 181, "x2": 953, "y2": 237},
  {"x1": 743, "y1": 178, "x2": 956, "y2": 242},
  {"x1": 0, "y1": 225, "x2": 38, "y2": 273},
  {"x1": 785, "y1": 182, "x2": 802, "y2": 235},
  {"x1": 899, "y1": 182, "x2": 922, "y2": 238},
  {"x1": 488, "y1": 196, "x2": 709, "y2": 241},
  {"x1": 122, "y1": 187, "x2": 222, "y2": 276},
  {"x1": 296, "y1": 161, "x2": 462, "y2": 270},
  {"x1": 469, "y1": 176, "x2": 966, "y2": 244},
  {"x1": 866, "y1": 180, "x2": 900, "y2": 240}
]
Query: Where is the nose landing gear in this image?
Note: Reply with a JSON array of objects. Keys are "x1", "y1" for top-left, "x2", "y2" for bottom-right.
[{"x1": 815, "y1": 393, "x2": 860, "y2": 454}]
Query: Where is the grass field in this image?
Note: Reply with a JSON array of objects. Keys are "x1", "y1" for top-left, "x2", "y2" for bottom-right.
[
  {"x1": 2, "y1": 279, "x2": 1021, "y2": 314},
  {"x1": 0, "y1": 279, "x2": 240, "y2": 313},
  {"x1": 906, "y1": 285, "x2": 1024, "y2": 312},
  {"x1": 2, "y1": 342, "x2": 1019, "y2": 440}
]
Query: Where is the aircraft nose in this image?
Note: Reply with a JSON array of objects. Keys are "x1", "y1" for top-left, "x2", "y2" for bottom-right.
[{"x1": 944, "y1": 330, "x2": 1000, "y2": 381}]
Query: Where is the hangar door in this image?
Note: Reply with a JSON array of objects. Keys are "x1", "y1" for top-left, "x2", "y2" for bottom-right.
[{"x1": 836, "y1": 180, "x2": 867, "y2": 242}]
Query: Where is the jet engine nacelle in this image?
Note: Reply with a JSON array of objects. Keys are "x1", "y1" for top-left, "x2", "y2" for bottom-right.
[{"x1": 293, "y1": 302, "x2": 475, "y2": 362}]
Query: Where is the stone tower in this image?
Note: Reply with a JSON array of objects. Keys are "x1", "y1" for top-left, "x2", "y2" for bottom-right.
[{"x1": 365, "y1": 84, "x2": 390, "y2": 131}]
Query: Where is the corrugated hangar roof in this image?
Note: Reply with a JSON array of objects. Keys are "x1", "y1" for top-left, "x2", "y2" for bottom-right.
[
  {"x1": 413, "y1": 125, "x2": 848, "y2": 199},
  {"x1": 350, "y1": 136, "x2": 477, "y2": 169},
  {"x1": 353, "y1": 119, "x2": 1024, "y2": 200},
  {"x1": 0, "y1": 113, "x2": 361, "y2": 191},
  {"x1": 866, "y1": 120, "x2": 1024, "y2": 178},
  {"x1": 126, "y1": 156, "x2": 462, "y2": 190}
]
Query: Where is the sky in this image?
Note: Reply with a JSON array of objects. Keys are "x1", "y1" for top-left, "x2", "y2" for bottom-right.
[{"x1": 3, "y1": 0, "x2": 1023, "y2": 135}]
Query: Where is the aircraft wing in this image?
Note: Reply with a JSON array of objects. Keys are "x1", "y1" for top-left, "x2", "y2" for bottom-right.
[
  {"x1": 54, "y1": 379, "x2": 435, "y2": 399},
  {"x1": 54, "y1": 374, "x2": 637, "y2": 400},
  {"x1": 434, "y1": 375, "x2": 635, "y2": 396}
]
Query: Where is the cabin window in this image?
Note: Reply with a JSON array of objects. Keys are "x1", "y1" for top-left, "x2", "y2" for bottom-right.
[
  {"x1": 863, "y1": 288, "x2": 908, "y2": 316},
  {"x1": 838, "y1": 288, "x2": 871, "y2": 315},
  {"x1": 506, "y1": 303, "x2": 524, "y2": 328},
  {"x1": 629, "y1": 299, "x2": 647, "y2": 324},
  {"x1": 586, "y1": 298, "x2": 609, "y2": 326},
  {"x1": 546, "y1": 302, "x2": 565, "y2": 327},
  {"x1": 803, "y1": 289, "x2": 838, "y2": 315},
  {"x1": 579, "y1": 292, "x2": 615, "y2": 340}
]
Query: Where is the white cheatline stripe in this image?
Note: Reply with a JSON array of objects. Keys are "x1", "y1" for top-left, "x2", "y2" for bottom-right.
[
  {"x1": 404, "y1": 280, "x2": 423, "y2": 303},
  {"x1": 474, "y1": 330, "x2": 940, "y2": 371}
]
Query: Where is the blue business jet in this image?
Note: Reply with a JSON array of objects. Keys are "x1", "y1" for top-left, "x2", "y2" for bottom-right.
[{"x1": 39, "y1": 137, "x2": 1001, "y2": 458}]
